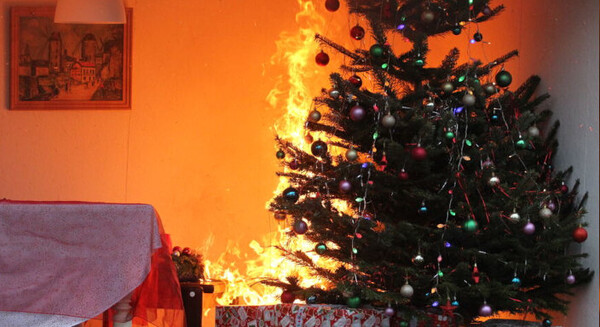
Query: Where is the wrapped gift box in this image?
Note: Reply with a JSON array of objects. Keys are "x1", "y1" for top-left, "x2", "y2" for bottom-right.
[{"x1": 216, "y1": 303, "x2": 394, "y2": 327}]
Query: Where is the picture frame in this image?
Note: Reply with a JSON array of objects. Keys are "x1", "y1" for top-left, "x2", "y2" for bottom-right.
[{"x1": 10, "y1": 7, "x2": 132, "y2": 110}]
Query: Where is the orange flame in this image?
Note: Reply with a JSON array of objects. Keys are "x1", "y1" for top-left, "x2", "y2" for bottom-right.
[{"x1": 202, "y1": 0, "x2": 353, "y2": 306}]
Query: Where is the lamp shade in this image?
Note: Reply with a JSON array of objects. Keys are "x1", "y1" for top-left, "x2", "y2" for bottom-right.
[{"x1": 54, "y1": 0, "x2": 126, "y2": 24}]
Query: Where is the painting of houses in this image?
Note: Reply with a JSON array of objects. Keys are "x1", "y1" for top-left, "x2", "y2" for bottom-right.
[{"x1": 10, "y1": 7, "x2": 131, "y2": 109}]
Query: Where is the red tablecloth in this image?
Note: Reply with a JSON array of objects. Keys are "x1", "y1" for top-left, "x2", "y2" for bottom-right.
[{"x1": 0, "y1": 200, "x2": 184, "y2": 327}]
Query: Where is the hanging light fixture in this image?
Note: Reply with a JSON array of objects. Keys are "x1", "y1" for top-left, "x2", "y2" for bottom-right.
[{"x1": 54, "y1": 0, "x2": 126, "y2": 24}]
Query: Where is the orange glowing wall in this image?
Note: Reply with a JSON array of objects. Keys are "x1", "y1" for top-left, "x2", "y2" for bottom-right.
[{"x1": 0, "y1": 0, "x2": 596, "y2": 324}]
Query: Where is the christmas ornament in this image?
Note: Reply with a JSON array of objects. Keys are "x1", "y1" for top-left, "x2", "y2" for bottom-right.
[
  {"x1": 451, "y1": 25, "x2": 462, "y2": 35},
  {"x1": 509, "y1": 211, "x2": 521, "y2": 222},
  {"x1": 479, "y1": 302, "x2": 493, "y2": 316},
  {"x1": 445, "y1": 131, "x2": 455, "y2": 139},
  {"x1": 350, "y1": 25, "x2": 365, "y2": 40},
  {"x1": 483, "y1": 83, "x2": 497, "y2": 95},
  {"x1": 311, "y1": 140, "x2": 328, "y2": 157},
  {"x1": 338, "y1": 179, "x2": 352, "y2": 193},
  {"x1": 399, "y1": 322, "x2": 409, "y2": 327},
  {"x1": 349, "y1": 75, "x2": 362, "y2": 88},
  {"x1": 472, "y1": 263, "x2": 480, "y2": 283},
  {"x1": 547, "y1": 201, "x2": 556, "y2": 211},
  {"x1": 283, "y1": 187, "x2": 300, "y2": 203},
  {"x1": 452, "y1": 299, "x2": 459, "y2": 306},
  {"x1": 413, "y1": 253, "x2": 424, "y2": 264},
  {"x1": 572, "y1": 226, "x2": 588, "y2": 243},
  {"x1": 528, "y1": 125, "x2": 540, "y2": 138},
  {"x1": 315, "y1": 242, "x2": 327, "y2": 255},
  {"x1": 293, "y1": 220, "x2": 308, "y2": 234},
  {"x1": 411, "y1": 146, "x2": 427, "y2": 161},
  {"x1": 482, "y1": 6, "x2": 493, "y2": 16},
  {"x1": 274, "y1": 212, "x2": 287, "y2": 220},
  {"x1": 308, "y1": 109, "x2": 321, "y2": 122},
  {"x1": 473, "y1": 32, "x2": 483, "y2": 42},
  {"x1": 441, "y1": 81, "x2": 454, "y2": 93},
  {"x1": 384, "y1": 306, "x2": 395, "y2": 317},
  {"x1": 482, "y1": 159, "x2": 495, "y2": 169},
  {"x1": 289, "y1": 160, "x2": 299, "y2": 170},
  {"x1": 369, "y1": 44, "x2": 385, "y2": 58},
  {"x1": 381, "y1": 114, "x2": 396, "y2": 128},
  {"x1": 182, "y1": 247, "x2": 191, "y2": 255},
  {"x1": 515, "y1": 139, "x2": 527, "y2": 149},
  {"x1": 325, "y1": 0, "x2": 340, "y2": 12},
  {"x1": 398, "y1": 169, "x2": 409, "y2": 181},
  {"x1": 542, "y1": 319, "x2": 552, "y2": 327},
  {"x1": 495, "y1": 70, "x2": 513, "y2": 87},
  {"x1": 523, "y1": 221, "x2": 536, "y2": 235},
  {"x1": 565, "y1": 274, "x2": 576, "y2": 285},
  {"x1": 350, "y1": 105, "x2": 366, "y2": 121},
  {"x1": 462, "y1": 93, "x2": 476, "y2": 106},
  {"x1": 560, "y1": 183, "x2": 569, "y2": 194},
  {"x1": 329, "y1": 88, "x2": 340, "y2": 98},
  {"x1": 421, "y1": 10, "x2": 435, "y2": 23},
  {"x1": 345, "y1": 148, "x2": 358, "y2": 161},
  {"x1": 413, "y1": 58, "x2": 425, "y2": 67},
  {"x1": 464, "y1": 219, "x2": 478, "y2": 232},
  {"x1": 400, "y1": 282, "x2": 414, "y2": 298},
  {"x1": 346, "y1": 296, "x2": 361, "y2": 308},
  {"x1": 315, "y1": 51, "x2": 329, "y2": 66},
  {"x1": 418, "y1": 203, "x2": 428, "y2": 215},
  {"x1": 306, "y1": 294, "x2": 317, "y2": 304},
  {"x1": 281, "y1": 290, "x2": 296, "y2": 303},
  {"x1": 539, "y1": 206, "x2": 553, "y2": 219},
  {"x1": 511, "y1": 276, "x2": 521, "y2": 286},
  {"x1": 488, "y1": 175, "x2": 500, "y2": 187},
  {"x1": 276, "y1": 150, "x2": 285, "y2": 159}
]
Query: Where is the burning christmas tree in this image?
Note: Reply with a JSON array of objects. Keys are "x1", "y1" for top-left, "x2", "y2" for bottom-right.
[{"x1": 268, "y1": 0, "x2": 592, "y2": 324}]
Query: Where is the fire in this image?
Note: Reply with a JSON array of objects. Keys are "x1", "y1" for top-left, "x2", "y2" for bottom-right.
[{"x1": 202, "y1": 0, "x2": 351, "y2": 306}]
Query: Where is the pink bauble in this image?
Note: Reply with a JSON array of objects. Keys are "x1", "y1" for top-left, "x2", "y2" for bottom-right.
[
  {"x1": 339, "y1": 180, "x2": 352, "y2": 193},
  {"x1": 566, "y1": 274, "x2": 576, "y2": 285},
  {"x1": 350, "y1": 105, "x2": 366, "y2": 121},
  {"x1": 479, "y1": 303, "x2": 493, "y2": 316},
  {"x1": 523, "y1": 222, "x2": 536, "y2": 235},
  {"x1": 384, "y1": 307, "x2": 395, "y2": 317},
  {"x1": 411, "y1": 146, "x2": 427, "y2": 161}
]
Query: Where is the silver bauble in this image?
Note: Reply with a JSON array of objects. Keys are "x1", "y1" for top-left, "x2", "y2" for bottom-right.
[
  {"x1": 462, "y1": 93, "x2": 476, "y2": 106},
  {"x1": 345, "y1": 148, "x2": 358, "y2": 161},
  {"x1": 483, "y1": 83, "x2": 497, "y2": 95},
  {"x1": 539, "y1": 207, "x2": 553, "y2": 219},
  {"x1": 329, "y1": 89, "x2": 340, "y2": 98},
  {"x1": 413, "y1": 254, "x2": 424, "y2": 264},
  {"x1": 421, "y1": 10, "x2": 435, "y2": 23},
  {"x1": 509, "y1": 212, "x2": 521, "y2": 222},
  {"x1": 400, "y1": 283, "x2": 414, "y2": 298},
  {"x1": 424, "y1": 101, "x2": 435, "y2": 110},
  {"x1": 488, "y1": 176, "x2": 500, "y2": 187},
  {"x1": 381, "y1": 114, "x2": 396, "y2": 128},
  {"x1": 441, "y1": 81, "x2": 454, "y2": 93},
  {"x1": 528, "y1": 125, "x2": 540, "y2": 138},
  {"x1": 308, "y1": 110, "x2": 321, "y2": 122}
]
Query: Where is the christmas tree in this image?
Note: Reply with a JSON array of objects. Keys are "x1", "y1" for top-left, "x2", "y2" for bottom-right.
[{"x1": 268, "y1": 0, "x2": 592, "y2": 323}]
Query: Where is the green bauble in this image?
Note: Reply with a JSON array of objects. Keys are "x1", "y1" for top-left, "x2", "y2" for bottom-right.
[
  {"x1": 315, "y1": 243, "x2": 327, "y2": 255},
  {"x1": 495, "y1": 70, "x2": 513, "y2": 87},
  {"x1": 346, "y1": 296, "x2": 361, "y2": 308},
  {"x1": 516, "y1": 139, "x2": 527, "y2": 149},
  {"x1": 445, "y1": 131, "x2": 455, "y2": 139},
  {"x1": 414, "y1": 58, "x2": 425, "y2": 67},
  {"x1": 464, "y1": 219, "x2": 478, "y2": 232},
  {"x1": 369, "y1": 44, "x2": 385, "y2": 58},
  {"x1": 400, "y1": 322, "x2": 409, "y2": 327},
  {"x1": 276, "y1": 150, "x2": 285, "y2": 159}
]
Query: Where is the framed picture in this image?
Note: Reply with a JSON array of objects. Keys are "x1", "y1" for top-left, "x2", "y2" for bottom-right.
[{"x1": 10, "y1": 7, "x2": 132, "y2": 110}]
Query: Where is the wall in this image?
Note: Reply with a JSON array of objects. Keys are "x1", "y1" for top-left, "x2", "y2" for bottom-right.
[{"x1": 0, "y1": 0, "x2": 597, "y2": 324}]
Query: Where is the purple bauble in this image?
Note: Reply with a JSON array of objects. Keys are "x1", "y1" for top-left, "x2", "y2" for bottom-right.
[
  {"x1": 523, "y1": 222, "x2": 536, "y2": 235},
  {"x1": 547, "y1": 201, "x2": 556, "y2": 211},
  {"x1": 350, "y1": 105, "x2": 366, "y2": 121},
  {"x1": 339, "y1": 180, "x2": 352, "y2": 193},
  {"x1": 566, "y1": 274, "x2": 576, "y2": 285},
  {"x1": 293, "y1": 220, "x2": 308, "y2": 234},
  {"x1": 384, "y1": 307, "x2": 395, "y2": 317},
  {"x1": 479, "y1": 303, "x2": 493, "y2": 317}
]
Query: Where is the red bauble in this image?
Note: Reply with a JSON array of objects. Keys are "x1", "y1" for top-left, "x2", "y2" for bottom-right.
[
  {"x1": 289, "y1": 160, "x2": 299, "y2": 170},
  {"x1": 172, "y1": 246, "x2": 181, "y2": 254},
  {"x1": 398, "y1": 169, "x2": 409, "y2": 181},
  {"x1": 411, "y1": 146, "x2": 427, "y2": 161},
  {"x1": 350, "y1": 25, "x2": 365, "y2": 40},
  {"x1": 573, "y1": 227, "x2": 588, "y2": 243},
  {"x1": 325, "y1": 0, "x2": 340, "y2": 12},
  {"x1": 348, "y1": 75, "x2": 362, "y2": 88},
  {"x1": 315, "y1": 51, "x2": 330, "y2": 66},
  {"x1": 281, "y1": 290, "x2": 296, "y2": 303},
  {"x1": 182, "y1": 247, "x2": 191, "y2": 255},
  {"x1": 560, "y1": 184, "x2": 569, "y2": 194}
]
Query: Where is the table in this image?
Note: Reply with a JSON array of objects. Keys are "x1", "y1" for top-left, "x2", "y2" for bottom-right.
[{"x1": 0, "y1": 200, "x2": 185, "y2": 327}]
